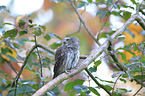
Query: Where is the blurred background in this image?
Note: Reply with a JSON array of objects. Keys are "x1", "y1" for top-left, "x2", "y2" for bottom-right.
[{"x1": 0, "y1": 0, "x2": 145, "y2": 95}]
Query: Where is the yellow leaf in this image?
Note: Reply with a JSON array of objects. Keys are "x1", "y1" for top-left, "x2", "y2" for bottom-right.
[{"x1": 0, "y1": 41, "x2": 17, "y2": 62}]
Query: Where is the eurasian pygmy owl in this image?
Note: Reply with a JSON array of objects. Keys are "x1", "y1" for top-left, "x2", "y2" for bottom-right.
[{"x1": 53, "y1": 37, "x2": 80, "y2": 78}]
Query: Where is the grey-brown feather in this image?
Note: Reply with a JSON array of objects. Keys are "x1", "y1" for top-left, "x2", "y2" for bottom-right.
[{"x1": 53, "y1": 37, "x2": 80, "y2": 78}]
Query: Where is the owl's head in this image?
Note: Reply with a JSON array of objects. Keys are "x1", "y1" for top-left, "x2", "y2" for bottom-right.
[{"x1": 62, "y1": 37, "x2": 80, "y2": 49}]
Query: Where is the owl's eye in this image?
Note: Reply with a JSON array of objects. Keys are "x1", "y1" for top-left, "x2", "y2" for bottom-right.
[{"x1": 66, "y1": 39, "x2": 69, "y2": 42}]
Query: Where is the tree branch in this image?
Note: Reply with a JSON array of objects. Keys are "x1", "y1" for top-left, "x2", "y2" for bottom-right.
[
  {"x1": 32, "y1": 14, "x2": 145, "y2": 96},
  {"x1": 32, "y1": 39, "x2": 107, "y2": 96},
  {"x1": 10, "y1": 44, "x2": 55, "y2": 89}
]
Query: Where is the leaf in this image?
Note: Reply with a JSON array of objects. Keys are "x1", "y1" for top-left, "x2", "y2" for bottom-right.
[
  {"x1": 28, "y1": 24, "x2": 37, "y2": 28},
  {"x1": 94, "y1": 60, "x2": 101, "y2": 67},
  {"x1": 141, "y1": 55, "x2": 145, "y2": 62},
  {"x1": 77, "y1": 1, "x2": 87, "y2": 8},
  {"x1": 4, "y1": 23, "x2": 13, "y2": 25},
  {"x1": 104, "y1": 85, "x2": 113, "y2": 91},
  {"x1": 39, "y1": 25, "x2": 46, "y2": 31},
  {"x1": 0, "y1": 6, "x2": 7, "y2": 11},
  {"x1": 89, "y1": 87, "x2": 100, "y2": 96},
  {"x1": 1, "y1": 47, "x2": 12, "y2": 54},
  {"x1": 28, "y1": 19, "x2": 33, "y2": 23},
  {"x1": 33, "y1": 27, "x2": 42, "y2": 36},
  {"x1": 119, "y1": 78, "x2": 127, "y2": 83},
  {"x1": 19, "y1": 30, "x2": 28, "y2": 36},
  {"x1": 95, "y1": 77, "x2": 114, "y2": 83},
  {"x1": 18, "y1": 20, "x2": 26, "y2": 27},
  {"x1": 0, "y1": 84, "x2": 10, "y2": 91},
  {"x1": 52, "y1": 86, "x2": 61, "y2": 95},
  {"x1": 4, "y1": 29, "x2": 18, "y2": 38},
  {"x1": 107, "y1": 0, "x2": 113, "y2": 4},
  {"x1": 117, "y1": 51, "x2": 128, "y2": 63},
  {"x1": 130, "y1": 0, "x2": 137, "y2": 5},
  {"x1": 87, "y1": 0, "x2": 92, "y2": 3},
  {"x1": 89, "y1": 67, "x2": 97, "y2": 73},
  {"x1": 64, "y1": 79, "x2": 85, "y2": 94},
  {"x1": 44, "y1": 34, "x2": 51, "y2": 41},
  {"x1": 49, "y1": 42, "x2": 61, "y2": 50},
  {"x1": 74, "y1": 85, "x2": 88, "y2": 93},
  {"x1": 6, "y1": 55, "x2": 17, "y2": 62},
  {"x1": 49, "y1": 32, "x2": 62, "y2": 40},
  {"x1": 134, "y1": 75, "x2": 145, "y2": 80},
  {"x1": 98, "y1": 31, "x2": 115, "y2": 39},
  {"x1": 123, "y1": 11, "x2": 131, "y2": 21},
  {"x1": 96, "y1": 10, "x2": 107, "y2": 21}
]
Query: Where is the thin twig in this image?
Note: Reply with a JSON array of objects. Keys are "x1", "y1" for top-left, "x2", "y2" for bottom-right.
[
  {"x1": 85, "y1": 68, "x2": 112, "y2": 96},
  {"x1": 66, "y1": 2, "x2": 87, "y2": 37},
  {"x1": 133, "y1": 86, "x2": 143, "y2": 96},
  {"x1": 112, "y1": 74, "x2": 122, "y2": 95},
  {"x1": 69, "y1": 0, "x2": 101, "y2": 46},
  {"x1": 34, "y1": 36, "x2": 44, "y2": 86}
]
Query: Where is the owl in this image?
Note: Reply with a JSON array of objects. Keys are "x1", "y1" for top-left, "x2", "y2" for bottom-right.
[{"x1": 53, "y1": 37, "x2": 80, "y2": 78}]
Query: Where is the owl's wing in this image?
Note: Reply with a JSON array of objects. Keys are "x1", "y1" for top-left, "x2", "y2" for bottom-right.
[{"x1": 53, "y1": 45, "x2": 68, "y2": 78}]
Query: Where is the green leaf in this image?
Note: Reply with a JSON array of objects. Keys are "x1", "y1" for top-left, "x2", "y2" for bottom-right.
[
  {"x1": 6, "y1": 55, "x2": 17, "y2": 62},
  {"x1": 87, "y1": 0, "x2": 92, "y2": 3},
  {"x1": 0, "y1": 84, "x2": 10, "y2": 91},
  {"x1": 130, "y1": 0, "x2": 137, "y2": 5},
  {"x1": 0, "y1": 79, "x2": 7, "y2": 84},
  {"x1": 123, "y1": 11, "x2": 131, "y2": 21},
  {"x1": 4, "y1": 29, "x2": 18, "y2": 38},
  {"x1": 119, "y1": 78, "x2": 127, "y2": 83},
  {"x1": 122, "y1": 4, "x2": 134, "y2": 10},
  {"x1": 39, "y1": 25, "x2": 46, "y2": 31},
  {"x1": 70, "y1": 90, "x2": 76, "y2": 96},
  {"x1": 4, "y1": 23, "x2": 13, "y2": 25},
  {"x1": 0, "y1": 6, "x2": 7, "y2": 11},
  {"x1": 1, "y1": 47, "x2": 12, "y2": 54},
  {"x1": 28, "y1": 24, "x2": 37, "y2": 28},
  {"x1": 94, "y1": 60, "x2": 101, "y2": 67},
  {"x1": 96, "y1": 10, "x2": 107, "y2": 21},
  {"x1": 77, "y1": 1, "x2": 87, "y2": 8},
  {"x1": 49, "y1": 42, "x2": 61, "y2": 50},
  {"x1": 52, "y1": 86, "x2": 61, "y2": 95},
  {"x1": 89, "y1": 87, "x2": 100, "y2": 96},
  {"x1": 74, "y1": 85, "x2": 88, "y2": 93},
  {"x1": 18, "y1": 20, "x2": 26, "y2": 27},
  {"x1": 134, "y1": 75, "x2": 145, "y2": 80},
  {"x1": 117, "y1": 51, "x2": 128, "y2": 63},
  {"x1": 33, "y1": 27, "x2": 42, "y2": 36},
  {"x1": 117, "y1": 36, "x2": 125, "y2": 41},
  {"x1": 107, "y1": 0, "x2": 113, "y2": 4},
  {"x1": 19, "y1": 30, "x2": 28, "y2": 36},
  {"x1": 98, "y1": 31, "x2": 115, "y2": 39},
  {"x1": 28, "y1": 19, "x2": 33, "y2": 23},
  {"x1": 44, "y1": 34, "x2": 51, "y2": 41},
  {"x1": 49, "y1": 32, "x2": 62, "y2": 40},
  {"x1": 89, "y1": 67, "x2": 97, "y2": 73},
  {"x1": 64, "y1": 79, "x2": 85, "y2": 94},
  {"x1": 95, "y1": 77, "x2": 114, "y2": 83},
  {"x1": 141, "y1": 55, "x2": 145, "y2": 62},
  {"x1": 104, "y1": 85, "x2": 113, "y2": 91}
]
